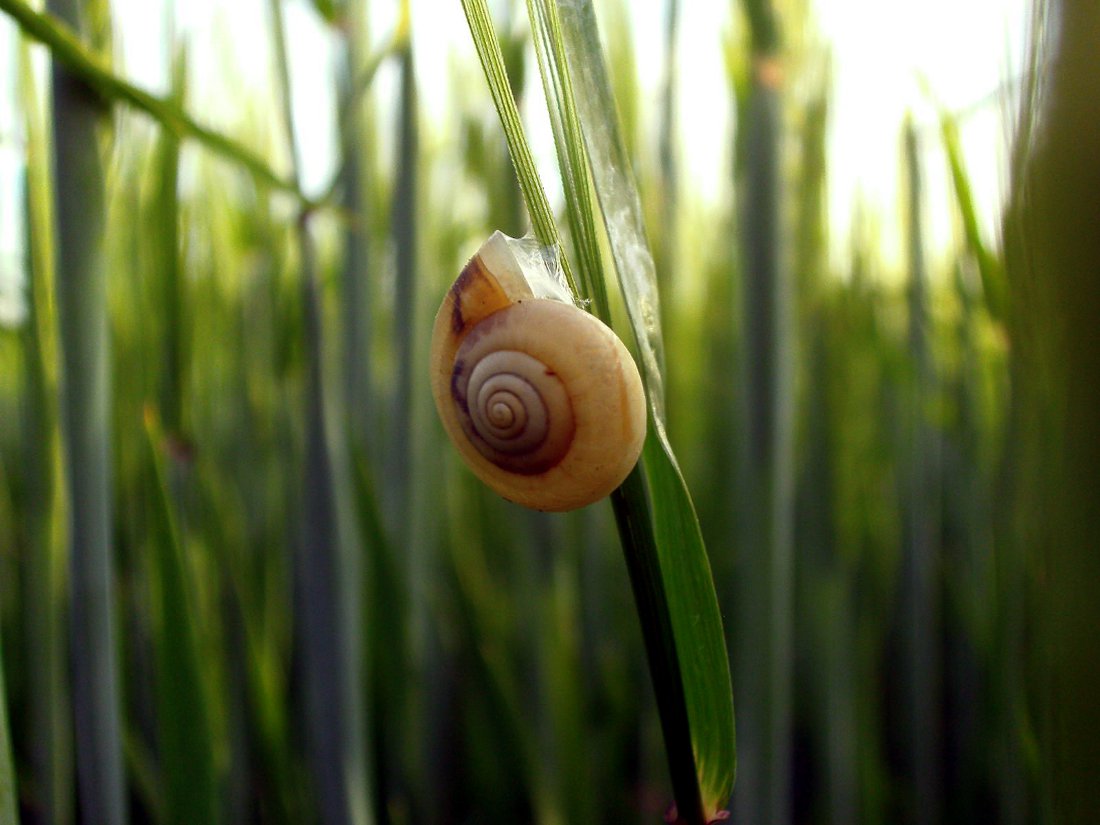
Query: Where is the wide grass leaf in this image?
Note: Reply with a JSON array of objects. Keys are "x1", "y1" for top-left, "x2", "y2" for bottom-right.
[{"x1": 552, "y1": 2, "x2": 737, "y2": 819}]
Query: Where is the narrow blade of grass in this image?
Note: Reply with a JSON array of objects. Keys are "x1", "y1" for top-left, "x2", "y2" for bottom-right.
[
  {"x1": 0, "y1": 621, "x2": 17, "y2": 825},
  {"x1": 142, "y1": 410, "x2": 219, "y2": 825},
  {"x1": 939, "y1": 113, "x2": 1007, "y2": 320},
  {"x1": 458, "y1": 0, "x2": 578, "y2": 296}
]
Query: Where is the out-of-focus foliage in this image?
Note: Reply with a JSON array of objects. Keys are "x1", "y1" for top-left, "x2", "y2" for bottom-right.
[{"x1": 0, "y1": 0, "x2": 1083, "y2": 823}]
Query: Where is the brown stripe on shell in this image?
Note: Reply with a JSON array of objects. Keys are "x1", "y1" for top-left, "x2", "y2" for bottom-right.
[{"x1": 449, "y1": 253, "x2": 510, "y2": 338}]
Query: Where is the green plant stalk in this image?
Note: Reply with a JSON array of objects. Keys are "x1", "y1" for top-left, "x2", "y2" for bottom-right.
[
  {"x1": 318, "y1": 17, "x2": 404, "y2": 208},
  {"x1": 554, "y1": 7, "x2": 736, "y2": 822},
  {"x1": 337, "y1": 0, "x2": 376, "y2": 455},
  {"x1": 731, "y1": 12, "x2": 794, "y2": 820},
  {"x1": 0, "y1": 0, "x2": 306, "y2": 200},
  {"x1": 526, "y1": 0, "x2": 608, "y2": 316},
  {"x1": 381, "y1": 31, "x2": 420, "y2": 816},
  {"x1": 792, "y1": 72, "x2": 860, "y2": 825},
  {"x1": 545, "y1": 0, "x2": 734, "y2": 817},
  {"x1": 350, "y1": 449, "x2": 408, "y2": 822},
  {"x1": 1006, "y1": 1, "x2": 1100, "y2": 819},
  {"x1": 609, "y1": 466, "x2": 705, "y2": 823},
  {"x1": 939, "y1": 114, "x2": 1006, "y2": 320},
  {"x1": 0, "y1": 619, "x2": 17, "y2": 825},
  {"x1": 540, "y1": 548, "x2": 596, "y2": 825},
  {"x1": 389, "y1": 33, "x2": 417, "y2": 549},
  {"x1": 461, "y1": 3, "x2": 735, "y2": 821},
  {"x1": 268, "y1": 1, "x2": 370, "y2": 822},
  {"x1": 655, "y1": 0, "x2": 680, "y2": 298},
  {"x1": 458, "y1": 0, "x2": 579, "y2": 297},
  {"x1": 47, "y1": 0, "x2": 127, "y2": 821},
  {"x1": 19, "y1": 38, "x2": 74, "y2": 825},
  {"x1": 902, "y1": 117, "x2": 941, "y2": 825}
]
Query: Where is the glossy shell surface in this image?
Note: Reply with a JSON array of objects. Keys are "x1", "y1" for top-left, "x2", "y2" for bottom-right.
[{"x1": 430, "y1": 234, "x2": 646, "y2": 511}]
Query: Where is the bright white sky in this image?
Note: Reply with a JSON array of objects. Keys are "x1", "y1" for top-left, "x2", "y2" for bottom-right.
[{"x1": 0, "y1": 0, "x2": 1030, "y2": 323}]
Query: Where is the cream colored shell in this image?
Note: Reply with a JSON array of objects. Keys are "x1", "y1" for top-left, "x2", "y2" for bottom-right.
[{"x1": 430, "y1": 232, "x2": 647, "y2": 512}]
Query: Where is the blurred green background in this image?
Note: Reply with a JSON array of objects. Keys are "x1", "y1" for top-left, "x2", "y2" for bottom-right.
[{"x1": 1, "y1": 0, "x2": 1097, "y2": 823}]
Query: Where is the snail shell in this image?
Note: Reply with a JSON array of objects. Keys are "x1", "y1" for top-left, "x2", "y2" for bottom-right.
[{"x1": 430, "y1": 231, "x2": 647, "y2": 512}]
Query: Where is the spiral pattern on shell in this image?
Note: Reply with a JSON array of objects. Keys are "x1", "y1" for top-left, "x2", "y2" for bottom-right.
[
  {"x1": 430, "y1": 232, "x2": 647, "y2": 512},
  {"x1": 454, "y1": 346, "x2": 575, "y2": 474}
]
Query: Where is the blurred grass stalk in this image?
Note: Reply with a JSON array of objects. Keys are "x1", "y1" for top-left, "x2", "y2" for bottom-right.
[
  {"x1": 382, "y1": 1, "x2": 424, "y2": 816},
  {"x1": 338, "y1": 0, "x2": 375, "y2": 453},
  {"x1": 732, "y1": 0, "x2": 794, "y2": 821},
  {"x1": 0, "y1": 614, "x2": 15, "y2": 824},
  {"x1": 793, "y1": 70, "x2": 862, "y2": 825},
  {"x1": 1006, "y1": 0, "x2": 1100, "y2": 821},
  {"x1": 142, "y1": 409, "x2": 218, "y2": 825},
  {"x1": 655, "y1": 0, "x2": 679, "y2": 301},
  {"x1": 268, "y1": 1, "x2": 370, "y2": 822},
  {"x1": 388, "y1": 0, "x2": 417, "y2": 546},
  {"x1": 18, "y1": 36, "x2": 74, "y2": 825},
  {"x1": 46, "y1": 0, "x2": 127, "y2": 821},
  {"x1": 137, "y1": 30, "x2": 222, "y2": 823},
  {"x1": 901, "y1": 116, "x2": 942, "y2": 825}
]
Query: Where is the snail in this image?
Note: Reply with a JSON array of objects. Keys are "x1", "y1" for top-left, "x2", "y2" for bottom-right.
[{"x1": 430, "y1": 231, "x2": 647, "y2": 512}]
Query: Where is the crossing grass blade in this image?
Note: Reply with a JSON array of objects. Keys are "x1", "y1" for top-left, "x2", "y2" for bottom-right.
[{"x1": 0, "y1": 0, "x2": 308, "y2": 201}]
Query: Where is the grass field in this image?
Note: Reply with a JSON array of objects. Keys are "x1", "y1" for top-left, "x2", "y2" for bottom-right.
[{"x1": 0, "y1": 0, "x2": 1097, "y2": 823}]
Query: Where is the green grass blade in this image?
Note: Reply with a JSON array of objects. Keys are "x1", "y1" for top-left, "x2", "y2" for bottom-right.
[
  {"x1": 18, "y1": 36, "x2": 74, "y2": 825},
  {"x1": 901, "y1": 116, "x2": 942, "y2": 825},
  {"x1": 655, "y1": 0, "x2": 680, "y2": 298},
  {"x1": 0, "y1": 616, "x2": 16, "y2": 825},
  {"x1": 46, "y1": 0, "x2": 127, "y2": 820},
  {"x1": 142, "y1": 411, "x2": 219, "y2": 825},
  {"x1": 554, "y1": 2, "x2": 668, "y2": 413},
  {"x1": 554, "y1": 4, "x2": 735, "y2": 819},
  {"x1": 460, "y1": 2, "x2": 735, "y2": 819},
  {"x1": 639, "y1": 434, "x2": 738, "y2": 821},
  {"x1": 458, "y1": 0, "x2": 579, "y2": 296},
  {"x1": 389, "y1": 30, "x2": 418, "y2": 549},
  {"x1": 939, "y1": 113, "x2": 1007, "y2": 320},
  {"x1": 731, "y1": 35, "x2": 796, "y2": 824},
  {"x1": 1005, "y1": 1, "x2": 1100, "y2": 819},
  {"x1": 525, "y1": 0, "x2": 607, "y2": 316},
  {"x1": 526, "y1": 0, "x2": 736, "y2": 817}
]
